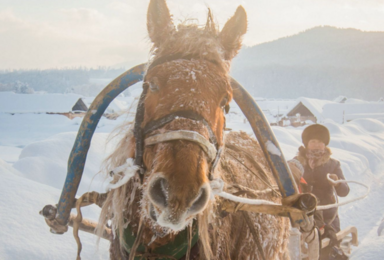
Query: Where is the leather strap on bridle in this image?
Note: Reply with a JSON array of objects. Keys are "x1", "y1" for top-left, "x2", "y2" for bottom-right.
[
  {"x1": 145, "y1": 130, "x2": 217, "y2": 161},
  {"x1": 136, "y1": 110, "x2": 224, "y2": 182},
  {"x1": 133, "y1": 83, "x2": 148, "y2": 181},
  {"x1": 143, "y1": 110, "x2": 218, "y2": 147}
]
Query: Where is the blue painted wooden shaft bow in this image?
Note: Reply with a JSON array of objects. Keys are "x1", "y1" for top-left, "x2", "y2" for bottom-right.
[
  {"x1": 56, "y1": 64, "x2": 146, "y2": 225},
  {"x1": 230, "y1": 78, "x2": 299, "y2": 198}
]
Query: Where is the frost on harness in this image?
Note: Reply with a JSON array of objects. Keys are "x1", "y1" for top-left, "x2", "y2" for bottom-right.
[{"x1": 39, "y1": 1, "x2": 367, "y2": 260}]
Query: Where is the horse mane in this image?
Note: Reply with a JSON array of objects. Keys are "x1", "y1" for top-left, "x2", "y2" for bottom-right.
[{"x1": 96, "y1": 121, "x2": 137, "y2": 249}]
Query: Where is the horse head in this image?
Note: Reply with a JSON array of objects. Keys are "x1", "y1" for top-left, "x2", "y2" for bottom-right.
[{"x1": 140, "y1": 0, "x2": 247, "y2": 231}]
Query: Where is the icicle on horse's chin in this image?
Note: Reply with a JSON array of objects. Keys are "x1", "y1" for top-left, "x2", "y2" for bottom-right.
[{"x1": 98, "y1": 0, "x2": 290, "y2": 259}]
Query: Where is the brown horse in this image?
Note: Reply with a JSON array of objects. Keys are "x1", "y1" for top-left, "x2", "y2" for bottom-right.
[{"x1": 97, "y1": 1, "x2": 290, "y2": 259}]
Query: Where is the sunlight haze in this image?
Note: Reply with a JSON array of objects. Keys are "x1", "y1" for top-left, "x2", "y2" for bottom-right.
[{"x1": 1, "y1": 0, "x2": 384, "y2": 69}]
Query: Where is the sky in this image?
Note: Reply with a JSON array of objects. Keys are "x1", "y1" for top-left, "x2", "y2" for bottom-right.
[{"x1": 1, "y1": 0, "x2": 384, "y2": 70}]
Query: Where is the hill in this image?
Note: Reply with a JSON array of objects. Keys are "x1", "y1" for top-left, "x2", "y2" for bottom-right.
[{"x1": 231, "y1": 26, "x2": 384, "y2": 100}]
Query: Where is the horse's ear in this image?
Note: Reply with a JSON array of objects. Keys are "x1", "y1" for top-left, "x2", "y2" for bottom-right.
[
  {"x1": 219, "y1": 6, "x2": 247, "y2": 60},
  {"x1": 147, "y1": 0, "x2": 175, "y2": 47}
]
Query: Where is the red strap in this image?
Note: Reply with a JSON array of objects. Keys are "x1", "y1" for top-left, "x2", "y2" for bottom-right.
[{"x1": 298, "y1": 177, "x2": 307, "y2": 193}]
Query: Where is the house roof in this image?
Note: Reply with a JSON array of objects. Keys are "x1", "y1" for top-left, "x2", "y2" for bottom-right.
[{"x1": 286, "y1": 97, "x2": 334, "y2": 121}]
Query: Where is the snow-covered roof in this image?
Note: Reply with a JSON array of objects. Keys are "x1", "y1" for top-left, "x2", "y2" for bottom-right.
[
  {"x1": 286, "y1": 97, "x2": 335, "y2": 121},
  {"x1": 0, "y1": 92, "x2": 84, "y2": 113},
  {"x1": 334, "y1": 95, "x2": 348, "y2": 103},
  {"x1": 344, "y1": 98, "x2": 370, "y2": 104},
  {"x1": 331, "y1": 95, "x2": 370, "y2": 104}
]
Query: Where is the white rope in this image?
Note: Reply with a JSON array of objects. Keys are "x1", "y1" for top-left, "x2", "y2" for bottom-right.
[
  {"x1": 210, "y1": 178, "x2": 279, "y2": 206},
  {"x1": 106, "y1": 158, "x2": 139, "y2": 191},
  {"x1": 316, "y1": 174, "x2": 370, "y2": 210},
  {"x1": 105, "y1": 162, "x2": 369, "y2": 212},
  {"x1": 210, "y1": 175, "x2": 370, "y2": 211}
]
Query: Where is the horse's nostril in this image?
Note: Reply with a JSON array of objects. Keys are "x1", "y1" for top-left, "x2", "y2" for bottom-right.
[
  {"x1": 149, "y1": 177, "x2": 169, "y2": 208},
  {"x1": 149, "y1": 203, "x2": 157, "y2": 221},
  {"x1": 189, "y1": 185, "x2": 210, "y2": 214}
]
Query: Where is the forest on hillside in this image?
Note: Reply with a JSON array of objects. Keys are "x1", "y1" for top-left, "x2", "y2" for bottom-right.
[
  {"x1": 1, "y1": 26, "x2": 384, "y2": 100},
  {"x1": 0, "y1": 67, "x2": 125, "y2": 96},
  {"x1": 231, "y1": 26, "x2": 384, "y2": 100}
]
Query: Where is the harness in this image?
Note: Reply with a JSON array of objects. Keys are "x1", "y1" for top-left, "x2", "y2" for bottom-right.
[{"x1": 133, "y1": 53, "x2": 225, "y2": 183}]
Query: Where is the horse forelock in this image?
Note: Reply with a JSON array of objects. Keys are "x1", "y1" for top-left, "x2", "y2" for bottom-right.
[{"x1": 150, "y1": 21, "x2": 230, "y2": 72}]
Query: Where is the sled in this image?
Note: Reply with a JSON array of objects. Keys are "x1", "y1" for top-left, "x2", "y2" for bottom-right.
[{"x1": 287, "y1": 226, "x2": 358, "y2": 260}]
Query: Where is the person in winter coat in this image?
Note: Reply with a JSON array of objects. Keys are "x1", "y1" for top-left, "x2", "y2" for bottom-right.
[{"x1": 291, "y1": 124, "x2": 350, "y2": 260}]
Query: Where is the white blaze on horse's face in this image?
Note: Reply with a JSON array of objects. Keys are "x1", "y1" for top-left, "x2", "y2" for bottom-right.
[{"x1": 142, "y1": 0, "x2": 247, "y2": 231}]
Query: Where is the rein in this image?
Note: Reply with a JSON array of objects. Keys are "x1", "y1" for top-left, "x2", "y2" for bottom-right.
[{"x1": 316, "y1": 174, "x2": 370, "y2": 211}]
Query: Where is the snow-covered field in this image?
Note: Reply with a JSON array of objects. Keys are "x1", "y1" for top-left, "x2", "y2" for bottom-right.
[{"x1": 0, "y1": 91, "x2": 383, "y2": 259}]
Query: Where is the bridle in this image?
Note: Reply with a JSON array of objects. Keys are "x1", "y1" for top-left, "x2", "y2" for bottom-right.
[{"x1": 133, "y1": 53, "x2": 227, "y2": 183}]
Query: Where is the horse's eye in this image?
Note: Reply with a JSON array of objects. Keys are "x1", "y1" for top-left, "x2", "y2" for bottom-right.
[
  {"x1": 149, "y1": 82, "x2": 159, "y2": 92},
  {"x1": 220, "y1": 97, "x2": 228, "y2": 108},
  {"x1": 148, "y1": 77, "x2": 160, "y2": 92},
  {"x1": 225, "y1": 104, "x2": 230, "y2": 114}
]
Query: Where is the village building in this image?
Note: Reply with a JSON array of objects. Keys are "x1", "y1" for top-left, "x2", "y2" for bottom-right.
[
  {"x1": 280, "y1": 96, "x2": 384, "y2": 126},
  {"x1": 0, "y1": 92, "x2": 132, "y2": 119},
  {"x1": 280, "y1": 97, "x2": 333, "y2": 126}
]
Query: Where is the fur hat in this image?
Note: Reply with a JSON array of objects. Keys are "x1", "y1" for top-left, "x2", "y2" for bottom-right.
[{"x1": 301, "y1": 124, "x2": 330, "y2": 147}]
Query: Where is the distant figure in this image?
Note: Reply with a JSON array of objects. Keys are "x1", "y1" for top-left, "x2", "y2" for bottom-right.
[
  {"x1": 378, "y1": 218, "x2": 384, "y2": 236},
  {"x1": 291, "y1": 124, "x2": 350, "y2": 260}
]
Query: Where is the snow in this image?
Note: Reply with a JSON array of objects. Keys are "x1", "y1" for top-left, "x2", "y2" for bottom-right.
[
  {"x1": 323, "y1": 103, "x2": 384, "y2": 123},
  {"x1": 12, "y1": 132, "x2": 113, "y2": 194},
  {"x1": 0, "y1": 91, "x2": 139, "y2": 116},
  {"x1": 82, "y1": 96, "x2": 138, "y2": 114},
  {"x1": 0, "y1": 146, "x2": 22, "y2": 163},
  {"x1": 226, "y1": 99, "x2": 296, "y2": 128},
  {"x1": 266, "y1": 140, "x2": 282, "y2": 156},
  {"x1": 0, "y1": 159, "x2": 109, "y2": 260},
  {"x1": 0, "y1": 92, "x2": 83, "y2": 113},
  {"x1": 0, "y1": 91, "x2": 383, "y2": 259}
]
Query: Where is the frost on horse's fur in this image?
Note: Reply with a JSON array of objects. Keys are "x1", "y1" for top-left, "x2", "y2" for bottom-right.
[{"x1": 96, "y1": 1, "x2": 290, "y2": 259}]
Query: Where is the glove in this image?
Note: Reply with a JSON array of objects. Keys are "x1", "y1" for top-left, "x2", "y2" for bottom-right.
[
  {"x1": 328, "y1": 174, "x2": 340, "y2": 187},
  {"x1": 323, "y1": 225, "x2": 338, "y2": 247}
]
